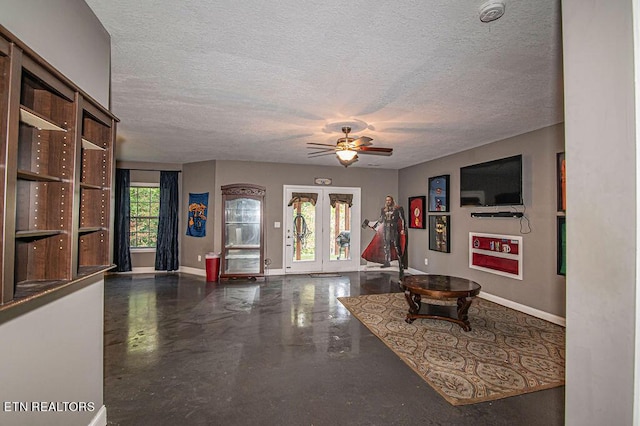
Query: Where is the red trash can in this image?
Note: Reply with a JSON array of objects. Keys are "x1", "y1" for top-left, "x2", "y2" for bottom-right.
[{"x1": 205, "y1": 252, "x2": 220, "y2": 282}]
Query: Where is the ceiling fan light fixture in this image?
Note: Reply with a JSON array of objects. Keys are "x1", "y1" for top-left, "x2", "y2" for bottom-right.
[
  {"x1": 336, "y1": 149, "x2": 357, "y2": 162},
  {"x1": 306, "y1": 125, "x2": 390, "y2": 167}
]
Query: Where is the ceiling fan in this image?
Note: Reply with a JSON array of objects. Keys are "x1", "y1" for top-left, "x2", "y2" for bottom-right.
[{"x1": 307, "y1": 126, "x2": 393, "y2": 167}]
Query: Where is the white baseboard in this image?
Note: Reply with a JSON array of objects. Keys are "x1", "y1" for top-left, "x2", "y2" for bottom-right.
[
  {"x1": 114, "y1": 266, "x2": 565, "y2": 325},
  {"x1": 130, "y1": 267, "x2": 159, "y2": 274},
  {"x1": 401, "y1": 269, "x2": 565, "y2": 326},
  {"x1": 180, "y1": 266, "x2": 206, "y2": 277},
  {"x1": 180, "y1": 266, "x2": 286, "y2": 278},
  {"x1": 88, "y1": 405, "x2": 107, "y2": 426},
  {"x1": 479, "y1": 291, "x2": 566, "y2": 327},
  {"x1": 116, "y1": 266, "x2": 205, "y2": 276},
  {"x1": 120, "y1": 266, "x2": 280, "y2": 279}
]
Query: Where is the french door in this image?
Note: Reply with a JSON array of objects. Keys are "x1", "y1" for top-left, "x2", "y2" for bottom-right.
[{"x1": 284, "y1": 186, "x2": 361, "y2": 274}]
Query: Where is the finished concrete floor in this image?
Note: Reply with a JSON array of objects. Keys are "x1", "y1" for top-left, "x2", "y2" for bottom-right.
[{"x1": 104, "y1": 272, "x2": 564, "y2": 425}]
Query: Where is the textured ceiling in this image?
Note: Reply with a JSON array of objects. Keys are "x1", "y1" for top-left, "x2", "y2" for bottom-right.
[{"x1": 85, "y1": 0, "x2": 563, "y2": 169}]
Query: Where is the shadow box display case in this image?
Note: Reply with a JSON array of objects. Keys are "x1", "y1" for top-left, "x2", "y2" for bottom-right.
[{"x1": 220, "y1": 184, "x2": 265, "y2": 279}]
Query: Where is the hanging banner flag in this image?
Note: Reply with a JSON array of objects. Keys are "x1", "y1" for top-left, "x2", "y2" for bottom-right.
[{"x1": 186, "y1": 192, "x2": 208, "y2": 237}]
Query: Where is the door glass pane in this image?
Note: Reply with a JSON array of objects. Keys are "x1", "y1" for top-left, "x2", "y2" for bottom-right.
[
  {"x1": 330, "y1": 202, "x2": 351, "y2": 260},
  {"x1": 292, "y1": 201, "x2": 315, "y2": 262}
]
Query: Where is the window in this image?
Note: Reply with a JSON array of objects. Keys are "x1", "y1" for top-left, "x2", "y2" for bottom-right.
[{"x1": 130, "y1": 185, "x2": 160, "y2": 248}]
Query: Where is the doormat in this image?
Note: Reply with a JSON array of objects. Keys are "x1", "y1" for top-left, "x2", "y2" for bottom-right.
[{"x1": 309, "y1": 273, "x2": 342, "y2": 278}]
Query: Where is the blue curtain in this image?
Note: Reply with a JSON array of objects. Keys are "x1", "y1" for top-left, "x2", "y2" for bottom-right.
[
  {"x1": 114, "y1": 169, "x2": 132, "y2": 272},
  {"x1": 155, "y1": 171, "x2": 180, "y2": 271}
]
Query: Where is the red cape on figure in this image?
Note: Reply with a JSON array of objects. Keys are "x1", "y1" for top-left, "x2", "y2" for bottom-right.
[{"x1": 361, "y1": 222, "x2": 407, "y2": 265}]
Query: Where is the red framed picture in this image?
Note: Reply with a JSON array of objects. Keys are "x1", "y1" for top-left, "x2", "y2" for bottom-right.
[{"x1": 408, "y1": 196, "x2": 426, "y2": 229}]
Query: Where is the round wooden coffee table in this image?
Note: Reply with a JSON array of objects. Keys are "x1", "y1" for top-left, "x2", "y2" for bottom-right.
[{"x1": 400, "y1": 275, "x2": 481, "y2": 331}]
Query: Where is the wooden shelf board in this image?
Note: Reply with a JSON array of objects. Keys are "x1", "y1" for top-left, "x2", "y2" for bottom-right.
[
  {"x1": 15, "y1": 229, "x2": 64, "y2": 239},
  {"x1": 17, "y1": 169, "x2": 63, "y2": 182},
  {"x1": 79, "y1": 227, "x2": 105, "y2": 234},
  {"x1": 80, "y1": 182, "x2": 103, "y2": 190},
  {"x1": 19, "y1": 106, "x2": 67, "y2": 132},
  {"x1": 81, "y1": 138, "x2": 106, "y2": 151}
]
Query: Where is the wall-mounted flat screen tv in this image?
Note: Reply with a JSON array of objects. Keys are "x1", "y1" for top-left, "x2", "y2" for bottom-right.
[{"x1": 460, "y1": 154, "x2": 523, "y2": 206}]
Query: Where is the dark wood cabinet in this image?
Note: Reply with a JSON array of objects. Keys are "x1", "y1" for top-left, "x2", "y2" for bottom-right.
[
  {"x1": 0, "y1": 27, "x2": 117, "y2": 305},
  {"x1": 220, "y1": 184, "x2": 265, "y2": 279}
]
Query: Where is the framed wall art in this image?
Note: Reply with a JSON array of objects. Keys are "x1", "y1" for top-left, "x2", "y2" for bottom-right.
[
  {"x1": 429, "y1": 215, "x2": 450, "y2": 253},
  {"x1": 557, "y1": 152, "x2": 566, "y2": 212},
  {"x1": 408, "y1": 196, "x2": 426, "y2": 229},
  {"x1": 428, "y1": 175, "x2": 449, "y2": 212}
]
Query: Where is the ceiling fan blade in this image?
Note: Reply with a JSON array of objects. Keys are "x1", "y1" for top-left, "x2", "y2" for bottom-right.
[
  {"x1": 350, "y1": 136, "x2": 373, "y2": 148},
  {"x1": 307, "y1": 147, "x2": 335, "y2": 152},
  {"x1": 356, "y1": 146, "x2": 393, "y2": 156},
  {"x1": 307, "y1": 142, "x2": 337, "y2": 148},
  {"x1": 308, "y1": 151, "x2": 337, "y2": 158},
  {"x1": 308, "y1": 150, "x2": 335, "y2": 157}
]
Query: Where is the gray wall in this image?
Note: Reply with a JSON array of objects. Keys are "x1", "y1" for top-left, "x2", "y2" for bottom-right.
[
  {"x1": 0, "y1": 0, "x2": 111, "y2": 108},
  {"x1": 181, "y1": 160, "x2": 217, "y2": 269},
  {"x1": 179, "y1": 160, "x2": 398, "y2": 270},
  {"x1": 399, "y1": 124, "x2": 566, "y2": 317},
  {"x1": 0, "y1": 278, "x2": 104, "y2": 426},
  {"x1": 214, "y1": 160, "x2": 399, "y2": 271},
  {"x1": 563, "y1": 1, "x2": 637, "y2": 424}
]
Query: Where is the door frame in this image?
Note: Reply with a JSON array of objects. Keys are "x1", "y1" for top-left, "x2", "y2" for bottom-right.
[{"x1": 283, "y1": 185, "x2": 361, "y2": 274}]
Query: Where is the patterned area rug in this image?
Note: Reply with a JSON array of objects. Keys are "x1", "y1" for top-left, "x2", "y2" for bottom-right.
[{"x1": 338, "y1": 293, "x2": 565, "y2": 405}]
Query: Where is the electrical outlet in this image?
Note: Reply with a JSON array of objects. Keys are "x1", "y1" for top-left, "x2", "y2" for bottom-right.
[
  {"x1": 198, "y1": 255, "x2": 202, "y2": 262},
  {"x1": 424, "y1": 258, "x2": 428, "y2": 266}
]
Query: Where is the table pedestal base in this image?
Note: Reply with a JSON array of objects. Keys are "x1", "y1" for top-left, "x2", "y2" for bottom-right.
[{"x1": 403, "y1": 290, "x2": 474, "y2": 331}]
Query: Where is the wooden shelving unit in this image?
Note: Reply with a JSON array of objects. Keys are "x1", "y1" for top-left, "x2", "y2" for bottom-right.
[
  {"x1": 0, "y1": 37, "x2": 11, "y2": 299},
  {"x1": 13, "y1": 69, "x2": 76, "y2": 292},
  {"x1": 77, "y1": 110, "x2": 113, "y2": 274},
  {"x1": 0, "y1": 28, "x2": 117, "y2": 306}
]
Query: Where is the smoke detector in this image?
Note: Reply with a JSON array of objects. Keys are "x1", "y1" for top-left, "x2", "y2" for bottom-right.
[{"x1": 479, "y1": 0, "x2": 506, "y2": 23}]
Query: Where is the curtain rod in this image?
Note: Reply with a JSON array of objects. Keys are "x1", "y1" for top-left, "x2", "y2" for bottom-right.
[{"x1": 118, "y1": 168, "x2": 182, "y2": 173}]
